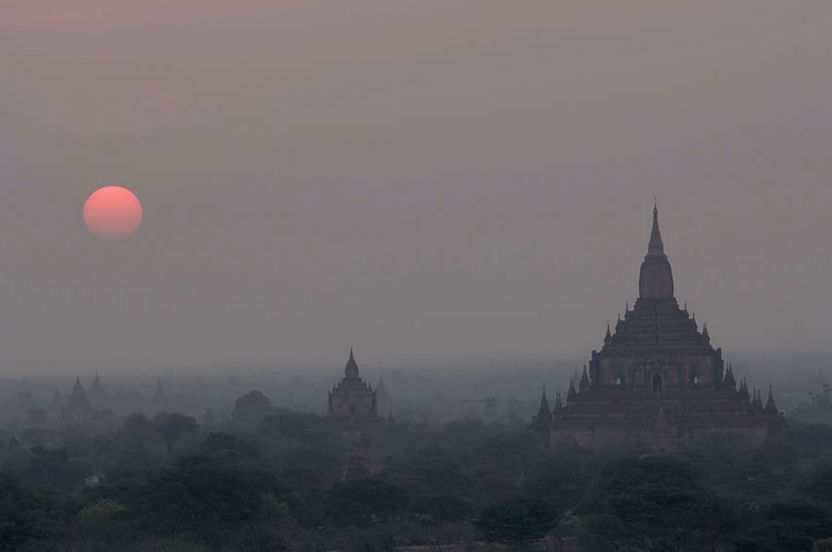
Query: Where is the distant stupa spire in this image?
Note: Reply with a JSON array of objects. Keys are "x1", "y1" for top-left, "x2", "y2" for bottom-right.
[
  {"x1": 345, "y1": 348, "x2": 360, "y2": 378},
  {"x1": 567, "y1": 380, "x2": 577, "y2": 403},
  {"x1": 648, "y1": 200, "x2": 664, "y2": 255},
  {"x1": 553, "y1": 392, "x2": 563, "y2": 413},
  {"x1": 639, "y1": 202, "x2": 675, "y2": 299},
  {"x1": 537, "y1": 387, "x2": 551, "y2": 417},
  {"x1": 579, "y1": 364, "x2": 591, "y2": 393},
  {"x1": 765, "y1": 386, "x2": 780, "y2": 416}
]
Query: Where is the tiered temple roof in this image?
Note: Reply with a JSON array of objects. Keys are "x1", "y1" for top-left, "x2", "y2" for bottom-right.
[
  {"x1": 64, "y1": 377, "x2": 92, "y2": 422},
  {"x1": 548, "y1": 204, "x2": 782, "y2": 449},
  {"x1": 328, "y1": 349, "x2": 379, "y2": 420}
]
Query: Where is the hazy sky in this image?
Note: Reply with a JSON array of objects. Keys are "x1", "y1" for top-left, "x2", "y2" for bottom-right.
[{"x1": 2, "y1": 1, "x2": 832, "y2": 371}]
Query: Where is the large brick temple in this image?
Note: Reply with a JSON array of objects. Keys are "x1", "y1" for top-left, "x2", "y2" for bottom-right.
[
  {"x1": 328, "y1": 348, "x2": 379, "y2": 421},
  {"x1": 535, "y1": 205, "x2": 782, "y2": 449}
]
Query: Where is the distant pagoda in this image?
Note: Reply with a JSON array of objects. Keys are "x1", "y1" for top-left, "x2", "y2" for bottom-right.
[
  {"x1": 548, "y1": 204, "x2": 782, "y2": 449},
  {"x1": 87, "y1": 372, "x2": 111, "y2": 411},
  {"x1": 529, "y1": 387, "x2": 552, "y2": 433},
  {"x1": 64, "y1": 377, "x2": 93, "y2": 422},
  {"x1": 328, "y1": 349, "x2": 379, "y2": 421}
]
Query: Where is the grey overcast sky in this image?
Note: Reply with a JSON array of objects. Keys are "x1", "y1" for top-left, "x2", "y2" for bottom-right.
[{"x1": 1, "y1": 1, "x2": 832, "y2": 371}]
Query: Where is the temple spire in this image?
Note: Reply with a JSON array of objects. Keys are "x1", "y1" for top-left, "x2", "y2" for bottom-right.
[
  {"x1": 537, "y1": 387, "x2": 551, "y2": 417},
  {"x1": 553, "y1": 392, "x2": 563, "y2": 413},
  {"x1": 567, "y1": 380, "x2": 577, "y2": 403},
  {"x1": 67, "y1": 377, "x2": 92, "y2": 414},
  {"x1": 71, "y1": 377, "x2": 87, "y2": 400},
  {"x1": 579, "y1": 364, "x2": 591, "y2": 393},
  {"x1": 739, "y1": 377, "x2": 750, "y2": 400},
  {"x1": 648, "y1": 201, "x2": 664, "y2": 255},
  {"x1": 723, "y1": 363, "x2": 736, "y2": 388},
  {"x1": 345, "y1": 348, "x2": 360, "y2": 378},
  {"x1": 765, "y1": 386, "x2": 780, "y2": 416},
  {"x1": 752, "y1": 389, "x2": 764, "y2": 412},
  {"x1": 529, "y1": 386, "x2": 553, "y2": 433},
  {"x1": 639, "y1": 203, "x2": 675, "y2": 299}
]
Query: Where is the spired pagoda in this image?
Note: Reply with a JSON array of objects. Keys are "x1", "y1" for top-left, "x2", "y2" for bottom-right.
[
  {"x1": 87, "y1": 372, "x2": 111, "y2": 411},
  {"x1": 64, "y1": 377, "x2": 93, "y2": 423},
  {"x1": 63, "y1": 376, "x2": 114, "y2": 424},
  {"x1": 328, "y1": 349, "x2": 379, "y2": 421},
  {"x1": 545, "y1": 204, "x2": 782, "y2": 449}
]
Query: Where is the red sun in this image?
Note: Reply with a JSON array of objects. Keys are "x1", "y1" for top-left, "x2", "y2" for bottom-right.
[{"x1": 83, "y1": 186, "x2": 143, "y2": 239}]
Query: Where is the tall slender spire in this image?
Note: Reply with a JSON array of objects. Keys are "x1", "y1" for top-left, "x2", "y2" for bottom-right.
[
  {"x1": 765, "y1": 386, "x2": 780, "y2": 416},
  {"x1": 530, "y1": 387, "x2": 552, "y2": 433},
  {"x1": 553, "y1": 392, "x2": 563, "y2": 413},
  {"x1": 639, "y1": 203, "x2": 675, "y2": 299},
  {"x1": 67, "y1": 377, "x2": 92, "y2": 414},
  {"x1": 537, "y1": 387, "x2": 551, "y2": 417},
  {"x1": 579, "y1": 364, "x2": 591, "y2": 393},
  {"x1": 739, "y1": 377, "x2": 750, "y2": 400},
  {"x1": 723, "y1": 362, "x2": 736, "y2": 388},
  {"x1": 567, "y1": 380, "x2": 577, "y2": 402},
  {"x1": 345, "y1": 347, "x2": 360, "y2": 378},
  {"x1": 648, "y1": 201, "x2": 664, "y2": 255},
  {"x1": 752, "y1": 389, "x2": 764, "y2": 412}
]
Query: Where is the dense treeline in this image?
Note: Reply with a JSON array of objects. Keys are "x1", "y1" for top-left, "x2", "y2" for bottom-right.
[{"x1": 2, "y1": 409, "x2": 832, "y2": 551}]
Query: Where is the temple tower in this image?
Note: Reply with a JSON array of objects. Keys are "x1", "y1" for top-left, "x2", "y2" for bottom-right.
[
  {"x1": 529, "y1": 387, "x2": 552, "y2": 433},
  {"x1": 547, "y1": 204, "x2": 780, "y2": 449},
  {"x1": 64, "y1": 377, "x2": 93, "y2": 422},
  {"x1": 328, "y1": 349, "x2": 379, "y2": 421}
]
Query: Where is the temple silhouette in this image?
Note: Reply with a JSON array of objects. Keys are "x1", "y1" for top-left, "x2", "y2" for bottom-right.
[
  {"x1": 328, "y1": 348, "x2": 379, "y2": 421},
  {"x1": 534, "y1": 204, "x2": 782, "y2": 449}
]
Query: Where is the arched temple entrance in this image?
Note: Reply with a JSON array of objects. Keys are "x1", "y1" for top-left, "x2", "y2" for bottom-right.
[{"x1": 652, "y1": 373, "x2": 663, "y2": 393}]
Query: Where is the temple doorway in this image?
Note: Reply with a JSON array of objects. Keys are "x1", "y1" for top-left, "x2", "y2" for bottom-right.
[{"x1": 652, "y1": 373, "x2": 663, "y2": 392}]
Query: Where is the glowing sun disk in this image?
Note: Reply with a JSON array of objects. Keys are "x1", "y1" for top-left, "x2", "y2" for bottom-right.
[{"x1": 83, "y1": 186, "x2": 143, "y2": 239}]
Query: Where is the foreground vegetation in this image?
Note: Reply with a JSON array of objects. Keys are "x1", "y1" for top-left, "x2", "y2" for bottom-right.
[{"x1": 2, "y1": 408, "x2": 832, "y2": 551}]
